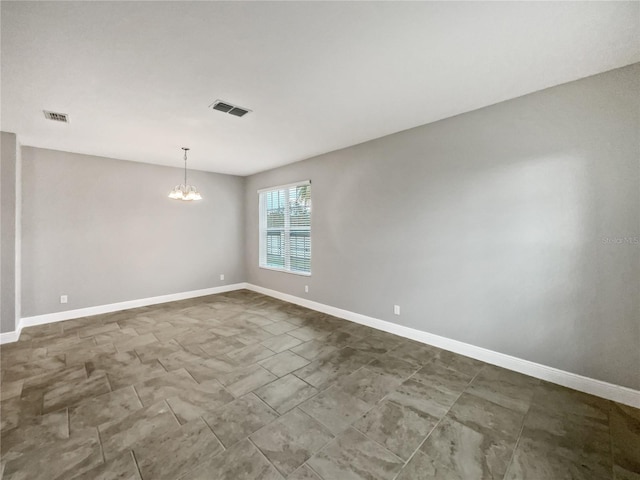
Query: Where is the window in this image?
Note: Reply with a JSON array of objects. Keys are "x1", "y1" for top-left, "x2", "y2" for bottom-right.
[{"x1": 259, "y1": 181, "x2": 311, "y2": 275}]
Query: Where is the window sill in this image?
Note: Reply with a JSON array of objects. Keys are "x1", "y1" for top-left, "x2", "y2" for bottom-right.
[{"x1": 259, "y1": 265, "x2": 311, "y2": 276}]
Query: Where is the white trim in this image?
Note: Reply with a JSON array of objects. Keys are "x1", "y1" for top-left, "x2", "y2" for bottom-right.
[
  {"x1": 257, "y1": 179, "x2": 310, "y2": 194},
  {"x1": 15, "y1": 138, "x2": 22, "y2": 332},
  {"x1": 0, "y1": 283, "x2": 247, "y2": 345},
  {"x1": 258, "y1": 181, "x2": 312, "y2": 276},
  {"x1": 0, "y1": 328, "x2": 21, "y2": 344},
  {"x1": 245, "y1": 283, "x2": 640, "y2": 409},
  {"x1": 20, "y1": 283, "x2": 247, "y2": 328},
  {"x1": 258, "y1": 265, "x2": 312, "y2": 276}
]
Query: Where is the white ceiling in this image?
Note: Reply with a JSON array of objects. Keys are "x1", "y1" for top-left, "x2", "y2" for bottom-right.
[{"x1": 2, "y1": 1, "x2": 639, "y2": 176}]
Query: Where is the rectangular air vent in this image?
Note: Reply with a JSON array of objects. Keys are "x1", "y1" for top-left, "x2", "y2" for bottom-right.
[
  {"x1": 43, "y1": 110, "x2": 69, "y2": 123},
  {"x1": 210, "y1": 100, "x2": 251, "y2": 118},
  {"x1": 228, "y1": 107, "x2": 249, "y2": 117},
  {"x1": 212, "y1": 102, "x2": 233, "y2": 113}
]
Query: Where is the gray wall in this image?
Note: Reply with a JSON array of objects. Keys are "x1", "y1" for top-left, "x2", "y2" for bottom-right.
[
  {"x1": 245, "y1": 64, "x2": 640, "y2": 389},
  {"x1": 21, "y1": 147, "x2": 245, "y2": 317},
  {"x1": 1, "y1": 131, "x2": 19, "y2": 333}
]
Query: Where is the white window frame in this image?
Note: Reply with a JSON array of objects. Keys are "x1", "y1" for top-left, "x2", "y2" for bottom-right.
[{"x1": 258, "y1": 180, "x2": 311, "y2": 276}]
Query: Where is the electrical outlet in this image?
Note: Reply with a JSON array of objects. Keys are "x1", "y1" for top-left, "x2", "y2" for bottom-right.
[
  {"x1": 220, "y1": 274, "x2": 225, "y2": 281},
  {"x1": 304, "y1": 285, "x2": 309, "y2": 293},
  {"x1": 393, "y1": 305, "x2": 400, "y2": 315},
  {"x1": 60, "y1": 295, "x2": 68, "y2": 304}
]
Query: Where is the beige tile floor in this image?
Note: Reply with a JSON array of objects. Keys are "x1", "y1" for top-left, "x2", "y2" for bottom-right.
[{"x1": 0, "y1": 290, "x2": 638, "y2": 479}]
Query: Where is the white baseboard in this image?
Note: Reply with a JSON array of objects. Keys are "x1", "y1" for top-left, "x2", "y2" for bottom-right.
[
  {"x1": 245, "y1": 283, "x2": 640, "y2": 409},
  {"x1": 2, "y1": 281, "x2": 638, "y2": 408},
  {"x1": 0, "y1": 283, "x2": 247, "y2": 345},
  {"x1": 0, "y1": 328, "x2": 21, "y2": 344}
]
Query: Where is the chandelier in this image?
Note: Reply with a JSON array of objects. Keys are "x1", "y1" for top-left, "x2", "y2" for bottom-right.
[{"x1": 168, "y1": 147, "x2": 202, "y2": 201}]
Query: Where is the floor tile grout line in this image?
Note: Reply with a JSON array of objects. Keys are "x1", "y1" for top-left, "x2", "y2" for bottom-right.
[
  {"x1": 130, "y1": 449, "x2": 145, "y2": 480},
  {"x1": 250, "y1": 390, "x2": 282, "y2": 417},
  {"x1": 290, "y1": 373, "x2": 351, "y2": 409},
  {"x1": 501, "y1": 400, "x2": 533, "y2": 480},
  {"x1": 213, "y1": 377, "x2": 237, "y2": 400},
  {"x1": 65, "y1": 406, "x2": 71, "y2": 438},
  {"x1": 131, "y1": 348, "x2": 146, "y2": 367},
  {"x1": 608, "y1": 401, "x2": 615, "y2": 479},
  {"x1": 181, "y1": 366, "x2": 203, "y2": 386},
  {"x1": 463, "y1": 370, "x2": 545, "y2": 427},
  {"x1": 388, "y1": 416, "x2": 448, "y2": 479},
  {"x1": 390, "y1": 365, "x2": 484, "y2": 480},
  {"x1": 293, "y1": 405, "x2": 336, "y2": 441},
  {"x1": 353, "y1": 363, "x2": 426, "y2": 415},
  {"x1": 247, "y1": 407, "x2": 337, "y2": 480},
  {"x1": 103, "y1": 368, "x2": 114, "y2": 393},
  {"x1": 163, "y1": 398, "x2": 183, "y2": 426},
  {"x1": 349, "y1": 421, "x2": 408, "y2": 464},
  {"x1": 96, "y1": 426, "x2": 107, "y2": 464},
  {"x1": 294, "y1": 406, "x2": 337, "y2": 442},
  {"x1": 199, "y1": 412, "x2": 232, "y2": 450},
  {"x1": 131, "y1": 384, "x2": 145, "y2": 409},
  {"x1": 290, "y1": 367, "x2": 323, "y2": 392},
  {"x1": 304, "y1": 461, "x2": 327, "y2": 480},
  {"x1": 198, "y1": 415, "x2": 227, "y2": 455},
  {"x1": 246, "y1": 434, "x2": 288, "y2": 477}
]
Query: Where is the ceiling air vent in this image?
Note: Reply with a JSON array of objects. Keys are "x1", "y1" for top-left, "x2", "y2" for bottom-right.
[
  {"x1": 212, "y1": 102, "x2": 234, "y2": 113},
  {"x1": 228, "y1": 107, "x2": 249, "y2": 117},
  {"x1": 43, "y1": 110, "x2": 69, "y2": 123},
  {"x1": 210, "y1": 100, "x2": 251, "y2": 118}
]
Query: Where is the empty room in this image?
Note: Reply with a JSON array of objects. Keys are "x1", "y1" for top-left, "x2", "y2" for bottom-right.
[{"x1": 1, "y1": 1, "x2": 639, "y2": 479}]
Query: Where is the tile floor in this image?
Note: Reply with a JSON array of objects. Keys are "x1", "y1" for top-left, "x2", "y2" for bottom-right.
[{"x1": 1, "y1": 290, "x2": 638, "y2": 479}]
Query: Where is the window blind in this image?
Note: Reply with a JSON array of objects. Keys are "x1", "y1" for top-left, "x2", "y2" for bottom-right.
[{"x1": 259, "y1": 181, "x2": 311, "y2": 275}]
